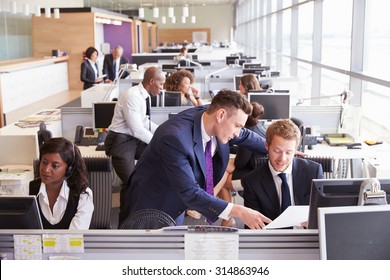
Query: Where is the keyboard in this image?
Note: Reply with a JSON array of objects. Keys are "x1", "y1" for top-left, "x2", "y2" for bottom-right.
[{"x1": 79, "y1": 137, "x2": 99, "y2": 146}]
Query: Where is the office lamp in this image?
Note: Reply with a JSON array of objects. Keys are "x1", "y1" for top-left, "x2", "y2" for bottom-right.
[
  {"x1": 103, "y1": 64, "x2": 138, "y2": 102},
  {"x1": 296, "y1": 89, "x2": 353, "y2": 106}
]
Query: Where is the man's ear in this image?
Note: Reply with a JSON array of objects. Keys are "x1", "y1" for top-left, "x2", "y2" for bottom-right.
[{"x1": 216, "y1": 108, "x2": 226, "y2": 123}]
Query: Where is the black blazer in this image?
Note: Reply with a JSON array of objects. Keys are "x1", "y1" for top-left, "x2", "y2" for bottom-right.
[
  {"x1": 242, "y1": 157, "x2": 324, "y2": 221},
  {"x1": 102, "y1": 54, "x2": 130, "y2": 81},
  {"x1": 80, "y1": 60, "x2": 99, "y2": 90}
]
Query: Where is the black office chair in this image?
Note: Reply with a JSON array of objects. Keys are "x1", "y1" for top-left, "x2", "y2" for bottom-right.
[
  {"x1": 37, "y1": 122, "x2": 52, "y2": 148},
  {"x1": 120, "y1": 209, "x2": 176, "y2": 230},
  {"x1": 290, "y1": 117, "x2": 306, "y2": 152}
]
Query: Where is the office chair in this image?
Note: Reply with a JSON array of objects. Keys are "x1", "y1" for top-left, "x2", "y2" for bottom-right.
[
  {"x1": 290, "y1": 117, "x2": 306, "y2": 152},
  {"x1": 37, "y1": 122, "x2": 52, "y2": 148},
  {"x1": 120, "y1": 209, "x2": 176, "y2": 230}
]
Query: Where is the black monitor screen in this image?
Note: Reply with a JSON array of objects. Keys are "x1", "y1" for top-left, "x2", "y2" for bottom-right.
[
  {"x1": 226, "y1": 56, "x2": 239, "y2": 65},
  {"x1": 0, "y1": 196, "x2": 43, "y2": 229},
  {"x1": 243, "y1": 62, "x2": 262, "y2": 69},
  {"x1": 174, "y1": 67, "x2": 195, "y2": 73},
  {"x1": 93, "y1": 102, "x2": 116, "y2": 130},
  {"x1": 308, "y1": 178, "x2": 390, "y2": 229},
  {"x1": 248, "y1": 91, "x2": 291, "y2": 121},
  {"x1": 163, "y1": 91, "x2": 182, "y2": 107}
]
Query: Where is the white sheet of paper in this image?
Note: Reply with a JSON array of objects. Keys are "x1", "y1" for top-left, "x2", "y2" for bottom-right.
[{"x1": 264, "y1": 205, "x2": 309, "y2": 229}]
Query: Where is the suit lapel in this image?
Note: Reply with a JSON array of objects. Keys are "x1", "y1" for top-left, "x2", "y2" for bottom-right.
[
  {"x1": 261, "y1": 163, "x2": 282, "y2": 212},
  {"x1": 193, "y1": 111, "x2": 206, "y2": 178},
  {"x1": 292, "y1": 158, "x2": 304, "y2": 204}
]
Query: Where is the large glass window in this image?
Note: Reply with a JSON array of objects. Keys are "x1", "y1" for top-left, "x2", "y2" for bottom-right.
[
  {"x1": 282, "y1": 9, "x2": 291, "y2": 55},
  {"x1": 322, "y1": 0, "x2": 353, "y2": 69},
  {"x1": 320, "y1": 69, "x2": 350, "y2": 105},
  {"x1": 365, "y1": 0, "x2": 390, "y2": 80},
  {"x1": 297, "y1": 2, "x2": 313, "y2": 60}
]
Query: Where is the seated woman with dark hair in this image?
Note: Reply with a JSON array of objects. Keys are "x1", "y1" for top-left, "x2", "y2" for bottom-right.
[
  {"x1": 29, "y1": 137, "x2": 94, "y2": 229},
  {"x1": 164, "y1": 69, "x2": 202, "y2": 106}
]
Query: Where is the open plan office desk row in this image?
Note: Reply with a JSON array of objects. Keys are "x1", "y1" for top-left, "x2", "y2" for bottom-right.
[{"x1": 0, "y1": 229, "x2": 319, "y2": 260}]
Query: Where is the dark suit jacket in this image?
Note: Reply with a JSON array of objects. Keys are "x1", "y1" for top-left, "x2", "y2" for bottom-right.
[
  {"x1": 80, "y1": 60, "x2": 99, "y2": 90},
  {"x1": 242, "y1": 157, "x2": 324, "y2": 221},
  {"x1": 102, "y1": 54, "x2": 130, "y2": 81},
  {"x1": 119, "y1": 105, "x2": 268, "y2": 225}
]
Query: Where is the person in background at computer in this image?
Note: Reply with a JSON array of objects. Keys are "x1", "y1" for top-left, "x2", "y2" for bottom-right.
[
  {"x1": 175, "y1": 46, "x2": 192, "y2": 61},
  {"x1": 164, "y1": 69, "x2": 202, "y2": 106},
  {"x1": 104, "y1": 66, "x2": 166, "y2": 187},
  {"x1": 242, "y1": 119, "x2": 324, "y2": 222},
  {"x1": 80, "y1": 46, "x2": 104, "y2": 90},
  {"x1": 102, "y1": 45, "x2": 130, "y2": 83},
  {"x1": 119, "y1": 89, "x2": 272, "y2": 229},
  {"x1": 29, "y1": 137, "x2": 94, "y2": 230},
  {"x1": 239, "y1": 74, "x2": 261, "y2": 98}
]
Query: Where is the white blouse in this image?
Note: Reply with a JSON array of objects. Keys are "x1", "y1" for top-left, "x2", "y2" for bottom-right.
[{"x1": 37, "y1": 181, "x2": 94, "y2": 230}]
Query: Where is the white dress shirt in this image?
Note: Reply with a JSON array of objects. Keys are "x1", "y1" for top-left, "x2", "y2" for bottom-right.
[
  {"x1": 37, "y1": 181, "x2": 94, "y2": 230},
  {"x1": 200, "y1": 114, "x2": 233, "y2": 220},
  {"x1": 108, "y1": 83, "x2": 158, "y2": 144},
  {"x1": 87, "y1": 59, "x2": 98, "y2": 78},
  {"x1": 268, "y1": 161, "x2": 295, "y2": 207}
]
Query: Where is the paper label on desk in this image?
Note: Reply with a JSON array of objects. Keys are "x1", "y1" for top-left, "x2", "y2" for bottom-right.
[
  {"x1": 264, "y1": 205, "x2": 309, "y2": 229},
  {"x1": 13, "y1": 235, "x2": 42, "y2": 260},
  {"x1": 184, "y1": 233, "x2": 238, "y2": 260},
  {"x1": 42, "y1": 234, "x2": 84, "y2": 253}
]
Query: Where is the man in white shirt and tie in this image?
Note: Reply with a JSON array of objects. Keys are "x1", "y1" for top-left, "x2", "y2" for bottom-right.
[{"x1": 104, "y1": 66, "x2": 166, "y2": 187}]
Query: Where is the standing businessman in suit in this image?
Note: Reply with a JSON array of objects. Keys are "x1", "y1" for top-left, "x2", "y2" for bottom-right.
[
  {"x1": 102, "y1": 45, "x2": 129, "y2": 83},
  {"x1": 242, "y1": 119, "x2": 324, "y2": 222},
  {"x1": 119, "y1": 89, "x2": 272, "y2": 229}
]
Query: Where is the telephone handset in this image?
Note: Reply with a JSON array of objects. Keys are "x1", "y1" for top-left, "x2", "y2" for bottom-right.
[
  {"x1": 74, "y1": 125, "x2": 84, "y2": 144},
  {"x1": 74, "y1": 125, "x2": 99, "y2": 146}
]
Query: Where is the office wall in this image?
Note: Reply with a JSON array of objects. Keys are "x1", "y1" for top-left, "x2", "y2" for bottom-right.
[{"x1": 142, "y1": 5, "x2": 233, "y2": 44}]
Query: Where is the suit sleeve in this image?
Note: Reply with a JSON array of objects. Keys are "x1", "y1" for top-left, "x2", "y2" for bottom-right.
[
  {"x1": 158, "y1": 134, "x2": 228, "y2": 222},
  {"x1": 102, "y1": 56, "x2": 109, "y2": 77},
  {"x1": 121, "y1": 57, "x2": 130, "y2": 79},
  {"x1": 234, "y1": 147, "x2": 252, "y2": 170},
  {"x1": 230, "y1": 128, "x2": 267, "y2": 155},
  {"x1": 242, "y1": 173, "x2": 263, "y2": 213},
  {"x1": 80, "y1": 62, "x2": 95, "y2": 84}
]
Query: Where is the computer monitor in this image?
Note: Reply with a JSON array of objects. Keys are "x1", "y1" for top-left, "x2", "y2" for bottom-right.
[
  {"x1": 163, "y1": 91, "x2": 182, "y2": 107},
  {"x1": 308, "y1": 178, "x2": 390, "y2": 229},
  {"x1": 162, "y1": 63, "x2": 178, "y2": 71},
  {"x1": 248, "y1": 91, "x2": 291, "y2": 121},
  {"x1": 242, "y1": 66, "x2": 271, "y2": 74},
  {"x1": 92, "y1": 102, "x2": 116, "y2": 130},
  {"x1": 0, "y1": 196, "x2": 43, "y2": 229},
  {"x1": 226, "y1": 55, "x2": 239, "y2": 65},
  {"x1": 174, "y1": 67, "x2": 195, "y2": 73},
  {"x1": 318, "y1": 205, "x2": 390, "y2": 260},
  {"x1": 242, "y1": 62, "x2": 262, "y2": 69}
]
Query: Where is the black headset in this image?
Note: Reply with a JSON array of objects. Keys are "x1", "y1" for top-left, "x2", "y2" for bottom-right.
[{"x1": 65, "y1": 141, "x2": 76, "y2": 178}]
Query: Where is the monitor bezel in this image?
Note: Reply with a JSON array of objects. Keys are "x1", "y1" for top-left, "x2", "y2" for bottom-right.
[
  {"x1": 0, "y1": 195, "x2": 43, "y2": 229},
  {"x1": 92, "y1": 101, "x2": 117, "y2": 130},
  {"x1": 162, "y1": 91, "x2": 182, "y2": 107},
  {"x1": 248, "y1": 91, "x2": 291, "y2": 121}
]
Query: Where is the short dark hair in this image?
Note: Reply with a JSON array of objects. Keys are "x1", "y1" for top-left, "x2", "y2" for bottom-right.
[
  {"x1": 85, "y1": 46, "x2": 98, "y2": 59},
  {"x1": 240, "y1": 74, "x2": 261, "y2": 97},
  {"x1": 246, "y1": 102, "x2": 264, "y2": 127},
  {"x1": 207, "y1": 89, "x2": 252, "y2": 117}
]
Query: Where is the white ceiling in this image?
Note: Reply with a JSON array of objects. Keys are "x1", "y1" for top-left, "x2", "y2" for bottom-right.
[{"x1": 85, "y1": 0, "x2": 237, "y2": 12}]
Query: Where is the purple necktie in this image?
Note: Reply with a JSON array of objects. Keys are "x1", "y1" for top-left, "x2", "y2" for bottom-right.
[{"x1": 205, "y1": 139, "x2": 214, "y2": 224}]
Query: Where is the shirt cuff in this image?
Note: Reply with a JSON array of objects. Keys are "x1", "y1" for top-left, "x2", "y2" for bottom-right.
[{"x1": 219, "y1": 203, "x2": 234, "y2": 220}]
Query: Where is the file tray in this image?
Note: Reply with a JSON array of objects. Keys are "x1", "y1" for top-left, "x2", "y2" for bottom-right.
[{"x1": 324, "y1": 133, "x2": 354, "y2": 146}]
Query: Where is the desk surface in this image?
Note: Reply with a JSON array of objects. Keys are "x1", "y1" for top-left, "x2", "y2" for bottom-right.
[{"x1": 0, "y1": 229, "x2": 319, "y2": 260}]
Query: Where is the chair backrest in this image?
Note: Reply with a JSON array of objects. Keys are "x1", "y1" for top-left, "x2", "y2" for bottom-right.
[
  {"x1": 290, "y1": 117, "x2": 306, "y2": 152},
  {"x1": 37, "y1": 122, "x2": 52, "y2": 148},
  {"x1": 120, "y1": 209, "x2": 176, "y2": 230},
  {"x1": 306, "y1": 156, "x2": 335, "y2": 179}
]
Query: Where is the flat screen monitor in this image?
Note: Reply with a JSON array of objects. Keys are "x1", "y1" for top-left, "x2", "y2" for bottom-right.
[
  {"x1": 162, "y1": 63, "x2": 178, "y2": 71},
  {"x1": 0, "y1": 196, "x2": 43, "y2": 229},
  {"x1": 318, "y1": 205, "x2": 390, "y2": 259},
  {"x1": 242, "y1": 66, "x2": 271, "y2": 74},
  {"x1": 92, "y1": 102, "x2": 116, "y2": 130},
  {"x1": 248, "y1": 91, "x2": 291, "y2": 121},
  {"x1": 163, "y1": 91, "x2": 182, "y2": 107},
  {"x1": 243, "y1": 62, "x2": 262, "y2": 69},
  {"x1": 174, "y1": 67, "x2": 195, "y2": 73},
  {"x1": 308, "y1": 178, "x2": 390, "y2": 229},
  {"x1": 226, "y1": 55, "x2": 239, "y2": 65}
]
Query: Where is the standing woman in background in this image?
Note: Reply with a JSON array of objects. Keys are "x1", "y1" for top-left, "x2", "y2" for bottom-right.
[
  {"x1": 164, "y1": 69, "x2": 202, "y2": 106},
  {"x1": 29, "y1": 137, "x2": 94, "y2": 230},
  {"x1": 80, "y1": 46, "x2": 104, "y2": 90}
]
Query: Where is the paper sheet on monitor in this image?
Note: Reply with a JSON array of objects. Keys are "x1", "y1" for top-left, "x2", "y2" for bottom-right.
[{"x1": 264, "y1": 205, "x2": 309, "y2": 229}]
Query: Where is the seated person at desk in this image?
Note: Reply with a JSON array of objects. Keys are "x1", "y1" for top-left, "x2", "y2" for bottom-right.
[
  {"x1": 239, "y1": 74, "x2": 261, "y2": 98},
  {"x1": 29, "y1": 137, "x2": 94, "y2": 229},
  {"x1": 174, "y1": 46, "x2": 192, "y2": 61},
  {"x1": 80, "y1": 46, "x2": 105, "y2": 90},
  {"x1": 102, "y1": 45, "x2": 130, "y2": 83},
  {"x1": 242, "y1": 119, "x2": 324, "y2": 222},
  {"x1": 164, "y1": 69, "x2": 202, "y2": 106}
]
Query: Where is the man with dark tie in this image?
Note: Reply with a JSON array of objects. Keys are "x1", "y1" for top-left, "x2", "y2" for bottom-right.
[
  {"x1": 102, "y1": 45, "x2": 130, "y2": 83},
  {"x1": 104, "y1": 66, "x2": 165, "y2": 187},
  {"x1": 119, "y1": 89, "x2": 273, "y2": 229},
  {"x1": 242, "y1": 119, "x2": 324, "y2": 222}
]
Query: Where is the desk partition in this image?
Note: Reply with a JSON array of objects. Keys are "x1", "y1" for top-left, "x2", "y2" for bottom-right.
[{"x1": 0, "y1": 229, "x2": 319, "y2": 260}]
